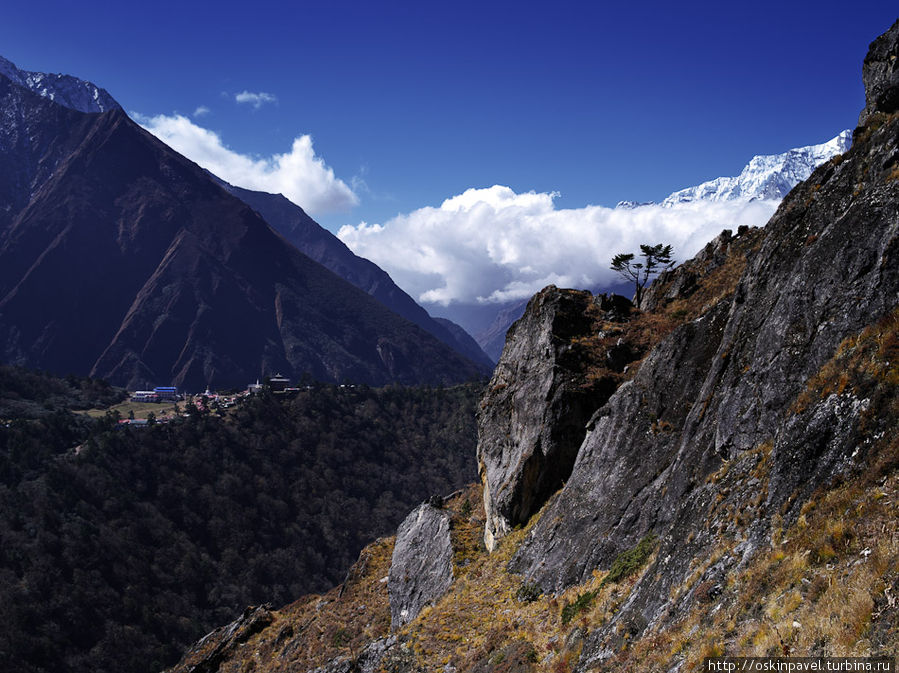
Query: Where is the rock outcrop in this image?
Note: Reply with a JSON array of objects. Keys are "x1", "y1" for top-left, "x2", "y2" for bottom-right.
[
  {"x1": 477, "y1": 287, "x2": 636, "y2": 551},
  {"x1": 859, "y1": 19, "x2": 899, "y2": 125},
  {"x1": 504, "y1": 18, "x2": 899, "y2": 667},
  {"x1": 307, "y1": 637, "x2": 400, "y2": 673},
  {"x1": 182, "y1": 605, "x2": 274, "y2": 673},
  {"x1": 388, "y1": 502, "x2": 454, "y2": 629},
  {"x1": 640, "y1": 225, "x2": 761, "y2": 313}
]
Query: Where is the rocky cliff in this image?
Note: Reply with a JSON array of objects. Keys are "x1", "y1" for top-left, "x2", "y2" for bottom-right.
[
  {"x1": 165, "y1": 20, "x2": 899, "y2": 673},
  {"x1": 477, "y1": 288, "x2": 639, "y2": 551}
]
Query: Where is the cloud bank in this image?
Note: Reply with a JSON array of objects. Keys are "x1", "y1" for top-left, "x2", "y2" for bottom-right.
[
  {"x1": 138, "y1": 113, "x2": 358, "y2": 214},
  {"x1": 338, "y1": 185, "x2": 778, "y2": 306},
  {"x1": 235, "y1": 90, "x2": 277, "y2": 108}
]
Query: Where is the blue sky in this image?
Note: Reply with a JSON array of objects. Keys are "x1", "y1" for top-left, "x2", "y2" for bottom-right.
[{"x1": 2, "y1": 2, "x2": 897, "y2": 314}]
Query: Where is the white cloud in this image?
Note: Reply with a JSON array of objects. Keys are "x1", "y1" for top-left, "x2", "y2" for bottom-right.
[
  {"x1": 137, "y1": 113, "x2": 358, "y2": 214},
  {"x1": 338, "y1": 185, "x2": 778, "y2": 306},
  {"x1": 193, "y1": 105, "x2": 210, "y2": 117},
  {"x1": 235, "y1": 91, "x2": 277, "y2": 108}
]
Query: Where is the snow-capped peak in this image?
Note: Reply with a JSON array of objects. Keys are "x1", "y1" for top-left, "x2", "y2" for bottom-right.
[
  {"x1": 660, "y1": 130, "x2": 852, "y2": 206},
  {"x1": 0, "y1": 55, "x2": 120, "y2": 114}
]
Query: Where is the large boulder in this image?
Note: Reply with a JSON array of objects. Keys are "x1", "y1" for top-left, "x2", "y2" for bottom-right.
[
  {"x1": 388, "y1": 503, "x2": 454, "y2": 629},
  {"x1": 476, "y1": 287, "x2": 632, "y2": 552},
  {"x1": 308, "y1": 636, "x2": 402, "y2": 673}
]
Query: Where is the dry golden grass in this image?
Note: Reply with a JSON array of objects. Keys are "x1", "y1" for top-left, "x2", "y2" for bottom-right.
[
  {"x1": 597, "y1": 469, "x2": 898, "y2": 672},
  {"x1": 393, "y1": 493, "x2": 660, "y2": 672},
  {"x1": 661, "y1": 249, "x2": 750, "y2": 323}
]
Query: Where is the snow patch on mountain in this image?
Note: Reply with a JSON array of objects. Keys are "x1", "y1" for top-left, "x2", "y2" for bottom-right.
[
  {"x1": 0, "y1": 55, "x2": 119, "y2": 114},
  {"x1": 660, "y1": 130, "x2": 851, "y2": 206}
]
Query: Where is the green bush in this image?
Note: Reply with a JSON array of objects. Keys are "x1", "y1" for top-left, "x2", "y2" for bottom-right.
[
  {"x1": 515, "y1": 581, "x2": 541, "y2": 603},
  {"x1": 561, "y1": 590, "x2": 597, "y2": 624},
  {"x1": 601, "y1": 534, "x2": 657, "y2": 586}
]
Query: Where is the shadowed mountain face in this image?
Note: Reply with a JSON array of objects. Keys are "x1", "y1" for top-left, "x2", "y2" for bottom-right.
[
  {"x1": 0, "y1": 72, "x2": 484, "y2": 390},
  {"x1": 220, "y1": 182, "x2": 494, "y2": 368}
]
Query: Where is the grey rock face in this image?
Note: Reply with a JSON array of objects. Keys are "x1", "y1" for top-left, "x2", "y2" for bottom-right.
[
  {"x1": 388, "y1": 503, "x2": 453, "y2": 629},
  {"x1": 185, "y1": 604, "x2": 273, "y2": 673},
  {"x1": 308, "y1": 636, "x2": 400, "y2": 673},
  {"x1": 508, "y1": 297, "x2": 733, "y2": 589},
  {"x1": 505, "y1": 22, "x2": 899, "y2": 668},
  {"x1": 859, "y1": 19, "x2": 899, "y2": 125},
  {"x1": 477, "y1": 287, "x2": 633, "y2": 551},
  {"x1": 767, "y1": 392, "x2": 871, "y2": 512}
]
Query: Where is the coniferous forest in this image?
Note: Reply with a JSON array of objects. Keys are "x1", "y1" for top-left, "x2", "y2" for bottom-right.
[{"x1": 0, "y1": 368, "x2": 482, "y2": 673}]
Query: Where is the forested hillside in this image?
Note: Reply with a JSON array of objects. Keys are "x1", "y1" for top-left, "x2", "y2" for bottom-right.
[
  {"x1": 0, "y1": 365, "x2": 126, "y2": 418},
  {"x1": 0, "y1": 376, "x2": 481, "y2": 673}
]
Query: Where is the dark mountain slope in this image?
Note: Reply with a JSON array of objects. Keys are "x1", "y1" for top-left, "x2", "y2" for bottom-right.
[
  {"x1": 0, "y1": 77, "x2": 106, "y2": 236},
  {"x1": 0, "y1": 73, "x2": 483, "y2": 390},
  {"x1": 221, "y1": 182, "x2": 494, "y2": 368}
]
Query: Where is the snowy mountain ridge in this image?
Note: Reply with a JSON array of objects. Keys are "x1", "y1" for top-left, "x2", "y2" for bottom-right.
[
  {"x1": 659, "y1": 130, "x2": 852, "y2": 206},
  {"x1": 0, "y1": 55, "x2": 119, "y2": 114}
]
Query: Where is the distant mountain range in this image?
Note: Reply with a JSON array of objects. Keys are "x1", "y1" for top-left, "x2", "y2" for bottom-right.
[
  {"x1": 0, "y1": 56, "x2": 488, "y2": 389},
  {"x1": 0, "y1": 55, "x2": 119, "y2": 113},
  {"x1": 615, "y1": 131, "x2": 852, "y2": 208}
]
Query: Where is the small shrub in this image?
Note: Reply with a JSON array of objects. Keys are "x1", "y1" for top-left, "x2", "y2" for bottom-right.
[
  {"x1": 331, "y1": 627, "x2": 349, "y2": 647},
  {"x1": 806, "y1": 574, "x2": 828, "y2": 602},
  {"x1": 561, "y1": 590, "x2": 597, "y2": 625},
  {"x1": 515, "y1": 581, "x2": 541, "y2": 603},
  {"x1": 601, "y1": 534, "x2": 657, "y2": 586},
  {"x1": 694, "y1": 580, "x2": 720, "y2": 604},
  {"x1": 814, "y1": 542, "x2": 837, "y2": 564}
]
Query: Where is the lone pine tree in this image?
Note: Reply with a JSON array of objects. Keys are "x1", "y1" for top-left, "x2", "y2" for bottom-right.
[{"x1": 610, "y1": 243, "x2": 675, "y2": 308}]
